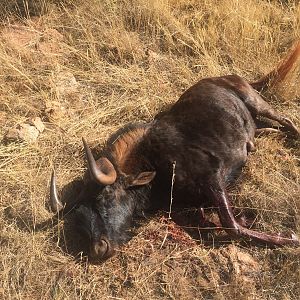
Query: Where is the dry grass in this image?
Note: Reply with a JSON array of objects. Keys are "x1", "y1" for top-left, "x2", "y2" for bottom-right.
[{"x1": 1, "y1": 0, "x2": 300, "y2": 299}]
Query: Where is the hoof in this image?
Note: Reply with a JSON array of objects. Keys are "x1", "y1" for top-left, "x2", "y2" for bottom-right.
[{"x1": 278, "y1": 231, "x2": 300, "y2": 246}]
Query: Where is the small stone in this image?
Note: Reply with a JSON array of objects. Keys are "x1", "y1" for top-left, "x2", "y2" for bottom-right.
[
  {"x1": 30, "y1": 117, "x2": 45, "y2": 133},
  {"x1": 4, "y1": 128, "x2": 19, "y2": 142},
  {"x1": 16, "y1": 123, "x2": 40, "y2": 143},
  {"x1": 4, "y1": 122, "x2": 40, "y2": 143},
  {"x1": 54, "y1": 72, "x2": 79, "y2": 97}
]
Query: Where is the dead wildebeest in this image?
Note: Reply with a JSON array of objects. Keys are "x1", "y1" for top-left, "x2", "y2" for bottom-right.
[{"x1": 50, "y1": 43, "x2": 300, "y2": 261}]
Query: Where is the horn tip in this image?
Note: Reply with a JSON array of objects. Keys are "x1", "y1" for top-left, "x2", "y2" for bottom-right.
[{"x1": 50, "y1": 169, "x2": 64, "y2": 213}]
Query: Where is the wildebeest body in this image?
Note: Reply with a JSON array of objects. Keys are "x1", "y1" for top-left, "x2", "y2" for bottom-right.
[
  {"x1": 50, "y1": 42, "x2": 300, "y2": 261},
  {"x1": 142, "y1": 76, "x2": 256, "y2": 194}
]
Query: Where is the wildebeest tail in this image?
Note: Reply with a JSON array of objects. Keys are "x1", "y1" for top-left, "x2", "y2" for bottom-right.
[{"x1": 250, "y1": 41, "x2": 300, "y2": 91}]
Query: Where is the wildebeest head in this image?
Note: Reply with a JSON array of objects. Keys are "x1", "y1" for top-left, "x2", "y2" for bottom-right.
[{"x1": 50, "y1": 132, "x2": 156, "y2": 261}]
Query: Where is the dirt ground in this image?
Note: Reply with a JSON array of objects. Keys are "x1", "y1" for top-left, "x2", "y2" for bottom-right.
[{"x1": 1, "y1": 1, "x2": 300, "y2": 299}]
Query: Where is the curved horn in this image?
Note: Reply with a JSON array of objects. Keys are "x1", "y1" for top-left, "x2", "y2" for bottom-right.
[
  {"x1": 82, "y1": 138, "x2": 117, "y2": 185},
  {"x1": 50, "y1": 170, "x2": 64, "y2": 213}
]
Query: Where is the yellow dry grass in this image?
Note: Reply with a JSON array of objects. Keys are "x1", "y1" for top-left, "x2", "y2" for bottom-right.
[{"x1": 0, "y1": 0, "x2": 300, "y2": 299}]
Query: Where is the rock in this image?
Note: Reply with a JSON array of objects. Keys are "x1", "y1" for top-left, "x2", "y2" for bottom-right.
[
  {"x1": 18, "y1": 124, "x2": 40, "y2": 142},
  {"x1": 3, "y1": 117, "x2": 45, "y2": 143},
  {"x1": 29, "y1": 117, "x2": 45, "y2": 133},
  {"x1": 53, "y1": 71, "x2": 79, "y2": 97},
  {"x1": 4, "y1": 128, "x2": 19, "y2": 142},
  {"x1": 5, "y1": 124, "x2": 39, "y2": 143}
]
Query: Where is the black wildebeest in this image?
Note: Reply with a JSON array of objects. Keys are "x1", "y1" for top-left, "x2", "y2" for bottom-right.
[{"x1": 50, "y1": 43, "x2": 300, "y2": 261}]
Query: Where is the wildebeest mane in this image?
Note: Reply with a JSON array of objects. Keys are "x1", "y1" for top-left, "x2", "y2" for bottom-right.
[{"x1": 103, "y1": 122, "x2": 151, "y2": 175}]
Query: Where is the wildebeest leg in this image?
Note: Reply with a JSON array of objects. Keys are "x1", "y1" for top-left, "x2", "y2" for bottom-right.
[
  {"x1": 206, "y1": 185, "x2": 299, "y2": 246},
  {"x1": 254, "y1": 119, "x2": 281, "y2": 136},
  {"x1": 255, "y1": 128, "x2": 281, "y2": 136},
  {"x1": 257, "y1": 106, "x2": 299, "y2": 137},
  {"x1": 242, "y1": 91, "x2": 299, "y2": 136}
]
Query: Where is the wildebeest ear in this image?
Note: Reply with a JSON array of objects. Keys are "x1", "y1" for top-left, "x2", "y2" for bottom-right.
[{"x1": 127, "y1": 171, "x2": 156, "y2": 187}]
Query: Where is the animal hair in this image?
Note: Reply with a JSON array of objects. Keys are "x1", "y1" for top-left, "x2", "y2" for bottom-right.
[{"x1": 110, "y1": 125, "x2": 150, "y2": 175}]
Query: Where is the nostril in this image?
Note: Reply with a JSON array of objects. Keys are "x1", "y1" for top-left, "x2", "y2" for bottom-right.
[{"x1": 90, "y1": 239, "x2": 108, "y2": 258}]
